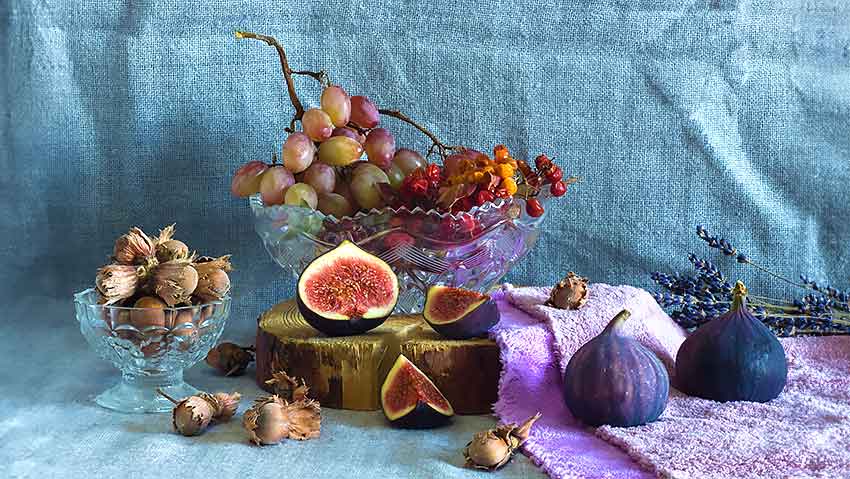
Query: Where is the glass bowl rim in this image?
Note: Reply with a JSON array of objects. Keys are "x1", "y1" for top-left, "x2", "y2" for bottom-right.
[
  {"x1": 73, "y1": 288, "x2": 231, "y2": 311},
  {"x1": 248, "y1": 193, "x2": 526, "y2": 222}
]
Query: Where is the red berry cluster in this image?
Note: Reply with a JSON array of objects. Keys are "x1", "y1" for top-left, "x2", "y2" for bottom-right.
[
  {"x1": 398, "y1": 164, "x2": 444, "y2": 209},
  {"x1": 516, "y1": 155, "x2": 569, "y2": 218}
]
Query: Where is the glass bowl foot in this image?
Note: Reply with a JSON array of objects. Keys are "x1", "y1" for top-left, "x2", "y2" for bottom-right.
[{"x1": 95, "y1": 370, "x2": 199, "y2": 413}]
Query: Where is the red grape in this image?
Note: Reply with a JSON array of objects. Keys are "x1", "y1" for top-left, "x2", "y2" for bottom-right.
[
  {"x1": 350, "y1": 95, "x2": 380, "y2": 129},
  {"x1": 303, "y1": 162, "x2": 336, "y2": 194},
  {"x1": 284, "y1": 183, "x2": 318, "y2": 209},
  {"x1": 282, "y1": 132, "x2": 316, "y2": 173},
  {"x1": 393, "y1": 148, "x2": 426, "y2": 175},
  {"x1": 317, "y1": 192, "x2": 355, "y2": 218},
  {"x1": 332, "y1": 127, "x2": 365, "y2": 144},
  {"x1": 364, "y1": 128, "x2": 395, "y2": 168},
  {"x1": 302, "y1": 108, "x2": 334, "y2": 142},
  {"x1": 231, "y1": 161, "x2": 268, "y2": 198},
  {"x1": 320, "y1": 86, "x2": 351, "y2": 127},
  {"x1": 318, "y1": 136, "x2": 363, "y2": 166},
  {"x1": 259, "y1": 166, "x2": 295, "y2": 205}
]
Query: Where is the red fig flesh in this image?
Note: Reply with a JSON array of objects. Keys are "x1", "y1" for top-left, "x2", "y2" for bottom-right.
[
  {"x1": 297, "y1": 241, "x2": 398, "y2": 336},
  {"x1": 381, "y1": 355, "x2": 454, "y2": 428},
  {"x1": 423, "y1": 286, "x2": 500, "y2": 339}
]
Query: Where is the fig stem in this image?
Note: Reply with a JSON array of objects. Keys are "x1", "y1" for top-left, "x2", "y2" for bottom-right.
[
  {"x1": 156, "y1": 388, "x2": 180, "y2": 405},
  {"x1": 604, "y1": 309, "x2": 631, "y2": 334},
  {"x1": 731, "y1": 281, "x2": 748, "y2": 311}
]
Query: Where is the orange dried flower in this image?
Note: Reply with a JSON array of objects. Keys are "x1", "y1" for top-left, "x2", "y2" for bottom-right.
[
  {"x1": 493, "y1": 144, "x2": 510, "y2": 161},
  {"x1": 502, "y1": 177, "x2": 518, "y2": 195},
  {"x1": 495, "y1": 164, "x2": 515, "y2": 179}
]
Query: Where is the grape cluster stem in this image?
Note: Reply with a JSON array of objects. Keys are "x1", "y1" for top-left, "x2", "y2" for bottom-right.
[{"x1": 236, "y1": 30, "x2": 460, "y2": 158}]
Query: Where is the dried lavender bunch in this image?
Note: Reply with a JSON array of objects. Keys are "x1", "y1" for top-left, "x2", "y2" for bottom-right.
[{"x1": 651, "y1": 225, "x2": 850, "y2": 337}]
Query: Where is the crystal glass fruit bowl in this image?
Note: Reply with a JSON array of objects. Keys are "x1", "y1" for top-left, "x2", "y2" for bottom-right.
[
  {"x1": 74, "y1": 288, "x2": 231, "y2": 413},
  {"x1": 250, "y1": 193, "x2": 551, "y2": 313}
]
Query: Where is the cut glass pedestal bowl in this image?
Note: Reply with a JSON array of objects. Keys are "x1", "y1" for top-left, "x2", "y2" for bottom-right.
[
  {"x1": 250, "y1": 194, "x2": 550, "y2": 314},
  {"x1": 74, "y1": 288, "x2": 231, "y2": 413}
]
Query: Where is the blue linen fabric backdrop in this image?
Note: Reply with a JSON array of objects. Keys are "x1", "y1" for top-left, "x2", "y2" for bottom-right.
[
  {"x1": 1, "y1": 0, "x2": 848, "y2": 331},
  {"x1": 0, "y1": 2, "x2": 848, "y2": 478}
]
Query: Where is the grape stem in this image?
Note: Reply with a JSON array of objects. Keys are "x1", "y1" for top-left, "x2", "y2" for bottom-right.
[
  {"x1": 235, "y1": 31, "x2": 319, "y2": 132},
  {"x1": 377, "y1": 109, "x2": 463, "y2": 158},
  {"x1": 236, "y1": 30, "x2": 460, "y2": 156}
]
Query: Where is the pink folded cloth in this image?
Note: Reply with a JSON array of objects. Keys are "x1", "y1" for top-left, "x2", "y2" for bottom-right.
[
  {"x1": 597, "y1": 335, "x2": 850, "y2": 478},
  {"x1": 492, "y1": 283, "x2": 687, "y2": 479},
  {"x1": 494, "y1": 283, "x2": 850, "y2": 479}
]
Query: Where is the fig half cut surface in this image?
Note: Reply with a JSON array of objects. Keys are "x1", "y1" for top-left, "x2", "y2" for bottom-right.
[
  {"x1": 297, "y1": 240, "x2": 399, "y2": 336},
  {"x1": 423, "y1": 286, "x2": 500, "y2": 339},
  {"x1": 381, "y1": 354, "x2": 454, "y2": 428}
]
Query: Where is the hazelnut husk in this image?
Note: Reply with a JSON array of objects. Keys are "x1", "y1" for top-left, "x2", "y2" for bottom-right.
[
  {"x1": 545, "y1": 272, "x2": 588, "y2": 310},
  {"x1": 157, "y1": 240, "x2": 190, "y2": 262},
  {"x1": 265, "y1": 370, "x2": 310, "y2": 402},
  {"x1": 464, "y1": 413, "x2": 541, "y2": 471},
  {"x1": 193, "y1": 256, "x2": 233, "y2": 301},
  {"x1": 149, "y1": 260, "x2": 199, "y2": 306},
  {"x1": 157, "y1": 389, "x2": 242, "y2": 436},
  {"x1": 195, "y1": 268, "x2": 231, "y2": 302},
  {"x1": 96, "y1": 264, "x2": 141, "y2": 305},
  {"x1": 242, "y1": 395, "x2": 321, "y2": 446},
  {"x1": 113, "y1": 227, "x2": 156, "y2": 265},
  {"x1": 206, "y1": 342, "x2": 255, "y2": 376}
]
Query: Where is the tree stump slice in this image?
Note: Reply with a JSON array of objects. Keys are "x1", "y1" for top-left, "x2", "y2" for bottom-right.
[
  {"x1": 256, "y1": 299, "x2": 501, "y2": 414},
  {"x1": 399, "y1": 329, "x2": 500, "y2": 415}
]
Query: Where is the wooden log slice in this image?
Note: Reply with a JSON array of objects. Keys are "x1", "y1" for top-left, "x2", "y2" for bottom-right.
[
  {"x1": 399, "y1": 328, "x2": 500, "y2": 415},
  {"x1": 256, "y1": 299, "x2": 501, "y2": 414}
]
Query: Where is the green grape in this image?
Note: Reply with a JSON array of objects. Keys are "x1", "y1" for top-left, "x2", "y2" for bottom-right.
[
  {"x1": 318, "y1": 136, "x2": 363, "y2": 166},
  {"x1": 385, "y1": 162, "x2": 405, "y2": 190},
  {"x1": 302, "y1": 108, "x2": 334, "y2": 142},
  {"x1": 284, "y1": 182, "x2": 318, "y2": 209},
  {"x1": 364, "y1": 128, "x2": 395, "y2": 168},
  {"x1": 303, "y1": 162, "x2": 336, "y2": 194},
  {"x1": 350, "y1": 169, "x2": 388, "y2": 210},
  {"x1": 320, "y1": 86, "x2": 351, "y2": 127},
  {"x1": 231, "y1": 161, "x2": 268, "y2": 198},
  {"x1": 259, "y1": 166, "x2": 295, "y2": 205},
  {"x1": 352, "y1": 162, "x2": 386, "y2": 181},
  {"x1": 282, "y1": 132, "x2": 316, "y2": 173},
  {"x1": 392, "y1": 148, "x2": 426, "y2": 175},
  {"x1": 317, "y1": 192, "x2": 355, "y2": 218}
]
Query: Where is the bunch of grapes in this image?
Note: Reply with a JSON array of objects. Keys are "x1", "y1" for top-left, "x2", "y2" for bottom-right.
[
  {"x1": 230, "y1": 33, "x2": 575, "y2": 221},
  {"x1": 232, "y1": 85, "x2": 441, "y2": 217}
]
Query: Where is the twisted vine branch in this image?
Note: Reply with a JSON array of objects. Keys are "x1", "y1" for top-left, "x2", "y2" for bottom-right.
[{"x1": 235, "y1": 30, "x2": 460, "y2": 157}]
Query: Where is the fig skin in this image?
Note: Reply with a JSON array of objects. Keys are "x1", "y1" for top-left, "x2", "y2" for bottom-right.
[
  {"x1": 296, "y1": 241, "x2": 398, "y2": 337},
  {"x1": 423, "y1": 286, "x2": 500, "y2": 340},
  {"x1": 296, "y1": 295, "x2": 391, "y2": 337},
  {"x1": 675, "y1": 281, "x2": 787, "y2": 403},
  {"x1": 563, "y1": 310, "x2": 669, "y2": 427},
  {"x1": 381, "y1": 355, "x2": 454, "y2": 429},
  {"x1": 387, "y1": 402, "x2": 453, "y2": 429}
]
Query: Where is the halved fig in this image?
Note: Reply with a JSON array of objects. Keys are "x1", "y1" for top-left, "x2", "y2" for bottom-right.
[
  {"x1": 423, "y1": 286, "x2": 500, "y2": 339},
  {"x1": 381, "y1": 354, "x2": 454, "y2": 428},
  {"x1": 296, "y1": 240, "x2": 399, "y2": 336}
]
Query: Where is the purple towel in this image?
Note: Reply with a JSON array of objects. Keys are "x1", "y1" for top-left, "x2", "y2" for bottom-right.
[
  {"x1": 492, "y1": 283, "x2": 687, "y2": 478},
  {"x1": 493, "y1": 284, "x2": 850, "y2": 479}
]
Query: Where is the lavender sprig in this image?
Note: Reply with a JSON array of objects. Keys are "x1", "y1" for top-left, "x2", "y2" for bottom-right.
[{"x1": 651, "y1": 226, "x2": 850, "y2": 337}]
